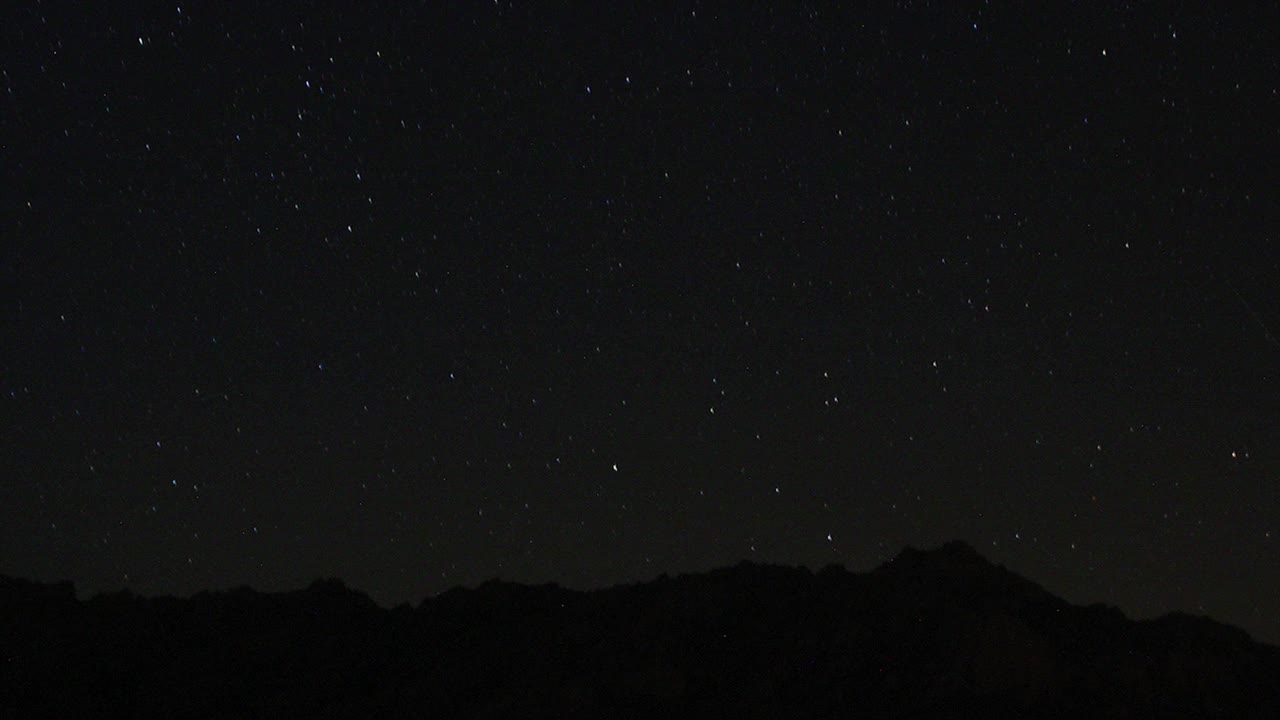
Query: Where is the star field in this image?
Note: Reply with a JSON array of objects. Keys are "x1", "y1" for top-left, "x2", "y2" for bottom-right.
[{"x1": 3, "y1": 1, "x2": 1278, "y2": 643}]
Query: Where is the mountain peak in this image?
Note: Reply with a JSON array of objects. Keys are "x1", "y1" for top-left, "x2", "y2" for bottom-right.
[
  {"x1": 873, "y1": 540, "x2": 1057, "y2": 606},
  {"x1": 918, "y1": 539, "x2": 985, "y2": 560},
  {"x1": 884, "y1": 539, "x2": 993, "y2": 573}
]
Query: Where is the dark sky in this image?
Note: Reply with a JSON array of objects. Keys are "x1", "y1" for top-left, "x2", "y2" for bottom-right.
[{"x1": 4, "y1": 1, "x2": 1279, "y2": 643}]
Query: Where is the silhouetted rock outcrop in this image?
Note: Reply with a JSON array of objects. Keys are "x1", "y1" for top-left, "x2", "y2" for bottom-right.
[{"x1": 3, "y1": 542, "x2": 1278, "y2": 718}]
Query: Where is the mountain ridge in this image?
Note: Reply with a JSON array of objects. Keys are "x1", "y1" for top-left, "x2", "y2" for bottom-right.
[{"x1": 3, "y1": 541, "x2": 1278, "y2": 718}]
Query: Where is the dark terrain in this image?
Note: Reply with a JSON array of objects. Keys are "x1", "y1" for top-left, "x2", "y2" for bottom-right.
[{"x1": 3, "y1": 541, "x2": 1278, "y2": 718}]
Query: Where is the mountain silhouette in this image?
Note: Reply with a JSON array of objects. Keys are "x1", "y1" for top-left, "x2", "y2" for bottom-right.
[{"x1": 3, "y1": 542, "x2": 1277, "y2": 718}]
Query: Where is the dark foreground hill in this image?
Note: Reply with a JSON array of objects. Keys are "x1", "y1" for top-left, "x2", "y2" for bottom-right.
[{"x1": 3, "y1": 541, "x2": 1278, "y2": 719}]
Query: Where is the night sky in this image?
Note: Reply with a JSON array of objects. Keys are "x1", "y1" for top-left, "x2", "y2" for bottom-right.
[{"x1": 4, "y1": 2, "x2": 1279, "y2": 643}]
